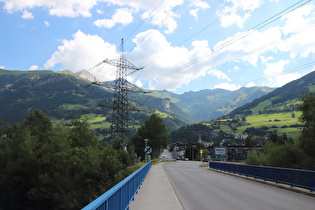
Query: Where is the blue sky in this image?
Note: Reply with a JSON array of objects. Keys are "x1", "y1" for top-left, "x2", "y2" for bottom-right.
[{"x1": 0, "y1": 0, "x2": 315, "y2": 94}]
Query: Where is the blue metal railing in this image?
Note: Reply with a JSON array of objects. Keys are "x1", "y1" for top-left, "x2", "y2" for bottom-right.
[
  {"x1": 82, "y1": 161, "x2": 152, "y2": 210},
  {"x1": 209, "y1": 161, "x2": 315, "y2": 191}
]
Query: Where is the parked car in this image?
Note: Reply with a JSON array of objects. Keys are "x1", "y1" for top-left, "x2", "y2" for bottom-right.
[{"x1": 202, "y1": 158, "x2": 209, "y2": 163}]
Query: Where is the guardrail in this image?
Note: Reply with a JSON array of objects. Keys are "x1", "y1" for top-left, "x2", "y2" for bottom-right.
[
  {"x1": 209, "y1": 161, "x2": 315, "y2": 191},
  {"x1": 82, "y1": 161, "x2": 152, "y2": 210}
]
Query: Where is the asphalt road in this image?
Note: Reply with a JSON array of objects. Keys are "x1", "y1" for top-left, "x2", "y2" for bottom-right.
[
  {"x1": 163, "y1": 161, "x2": 315, "y2": 210},
  {"x1": 159, "y1": 149, "x2": 174, "y2": 161}
]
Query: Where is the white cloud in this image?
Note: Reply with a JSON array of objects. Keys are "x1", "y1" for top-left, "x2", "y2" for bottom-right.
[
  {"x1": 140, "y1": 0, "x2": 184, "y2": 33},
  {"x1": 272, "y1": 72, "x2": 303, "y2": 87},
  {"x1": 245, "y1": 82, "x2": 254, "y2": 87},
  {"x1": 209, "y1": 3, "x2": 315, "y2": 69},
  {"x1": 281, "y1": 4, "x2": 314, "y2": 35},
  {"x1": 44, "y1": 29, "x2": 215, "y2": 91},
  {"x1": 135, "y1": 80, "x2": 143, "y2": 88},
  {"x1": 127, "y1": 2, "x2": 314, "y2": 91},
  {"x1": 94, "y1": 8, "x2": 133, "y2": 28},
  {"x1": 264, "y1": 60, "x2": 289, "y2": 77},
  {"x1": 96, "y1": 9, "x2": 104, "y2": 14},
  {"x1": 128, "y1": 29, "x2": 213, "y2": 90},
  {"x1": 217, "y1": 0, "x2": 263, "y2": 28},
  {"x1": 1, "y1": 0, "x2": 185, "y2": 32},
  {"x1": 29, "y1": 65, "x2": 39, "y2": 70},
  {"x1": 2, "y1": 0, "x2": 98, "y2": 17},
  {"x1": 212, "y1": 26, "x2": 282, "y2": 67},
  {"x1": 44, "y1": 21, "x2": 50, "y2": 26},
  {"x1": 262, "y1": 59, "x2": 303, "y2": 87},
  {"x1": 260, "y1": 56, "x2": 273, "y2": 64},
  {"x1": 21, "y1": 10, "x2": 33, "y2": 19},
  {"x1": 44, "y1": 30, "x2": 118, "y2": 81},
  {"x1": 278, "y1": 4, "x2": 315, "y2": 59},
  {"x1": 189, "y1": 0, "x2": 210, "y2": 19},
  {"x1": 189, "y1": 9, "x2": 199, "y2": 20},
  {"x1": 0, "y1": 66, "x2": 5, "y2": 70},
  {"x1": 207, "y1": 69, "x2": 231, "y2": 81},
  {"x1": 228, "y1": 65, "x2": 239, "y2": 72},
  {"x1": 193, "y1": 0, "x2": 210, "y2": 9},
  {"x1": 214, "y1": 82, "x2": 241, "y2": 91}
]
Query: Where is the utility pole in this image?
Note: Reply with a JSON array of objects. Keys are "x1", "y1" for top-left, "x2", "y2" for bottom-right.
[{"x1": 94, "y1": 39, "x2": 144, "y2": 140}]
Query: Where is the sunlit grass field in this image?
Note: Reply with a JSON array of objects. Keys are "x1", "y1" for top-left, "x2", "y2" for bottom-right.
[{"x1": 237, "y1": 111, "x2": 302, "y2": 138}]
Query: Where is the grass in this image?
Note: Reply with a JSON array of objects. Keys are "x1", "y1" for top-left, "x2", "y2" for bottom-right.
[
  {"x1": 246, "y1": 112, "x2": 300, "y2": 127},
  {"x1": 155, "y1": 110, "x2": 173, "y2": 118},
  {"x1": 199, "y1": 163, "x2": 209, "y2": 167},
  {"x1": 214, "y1": 125, "x2": 231, "y2": 132},
  {"x1": 211, "y1": 108, "x2": 303, "y2": 139},
  {"x1": 251, "y1": 99, "x2": 272, "y2": 115},
  {"x1": 236, "y1": 111, "x2": 302, "y2": 138},
  {"x1": 89, "y1": 122, "x2": 112, "y2": 129},
  {"x1": 80, "y1": 114, "x2": 112, "y2": 129},
  {"x1": 83, "y1": 114, "x2": 106, "y2": 122}
]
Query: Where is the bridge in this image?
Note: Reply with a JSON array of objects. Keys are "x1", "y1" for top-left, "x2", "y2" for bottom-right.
[{"x1": 83, "y1": 152, "x2": 315, "y2": 210}]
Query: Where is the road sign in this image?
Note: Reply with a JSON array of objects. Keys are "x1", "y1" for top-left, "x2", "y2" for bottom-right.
[
  {"x1": 144, "y1": 146, "x2": 152, "y2": 154},
  {"x1": 215, "y1": 147, "x2": 226, "y2": 155}
]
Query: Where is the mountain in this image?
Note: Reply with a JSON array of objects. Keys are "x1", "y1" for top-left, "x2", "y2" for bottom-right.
[
  {"x1": 146, "y1": 87, "x2": 274, "y2": 122},
  {"x1": 215, "y1": 71, "x2": 315, "y2": 138},
  {"x1": 228, "y1": 71, "x2": 315, "y2": 118},
  {"x1": 0, "y1": 69, "x2": 276, "y2": 133},
  {"x1": 0, "y1": 69, "x2": 192, "y2": 132},
  {"x1": 0, "y1": 69, "x2": 109, "y2": 125},
  {"x1": 75, "y1": 70, "x2": 97, "y2": 82}
]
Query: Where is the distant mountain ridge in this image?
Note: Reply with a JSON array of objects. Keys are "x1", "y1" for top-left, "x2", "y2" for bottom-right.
[
  {"x1": 76, "y1": 70, "x2": 97, "y2": 82},
  {"x1": 147, "y1": 86, "x2": 274, "y2": 121},
  {"x1": 0, "y1": 69, "x2": 278, "y2": 131},
  {"x1": 0, "y1": 69, "x2": 192, "y2": 131},
  {"x1": 68, "y1": 69, "x2": 274, "y2": 122},
  {"x1": 228, "y1": 71, "x2": 315, "y2": 118}
]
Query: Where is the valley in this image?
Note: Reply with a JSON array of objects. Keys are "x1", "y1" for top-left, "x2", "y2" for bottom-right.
[{"x1": 1, "y1": 69, "x2": 315, "y2": 142}]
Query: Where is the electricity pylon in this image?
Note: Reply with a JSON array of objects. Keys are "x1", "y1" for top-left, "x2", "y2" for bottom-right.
[{"x1": 95, "y1": 38, "x2": 144, "y2": 140}]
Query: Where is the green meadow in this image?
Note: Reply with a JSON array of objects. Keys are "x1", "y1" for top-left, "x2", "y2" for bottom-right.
[{"x1": 236, "y1": 111, "x2": 302, "y2": 138}]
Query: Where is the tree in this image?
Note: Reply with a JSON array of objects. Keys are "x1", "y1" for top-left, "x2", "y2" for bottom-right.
[
  {"x1": 23, "y1": 109, "x2": 52, "y2": 139},
  {"x1": 0, "y1": 110, "x2": 138, "y2": 209},
  {"x1": 131, "y1": 114, "x2": 170, "y2": 159},
  {"x1": 69, "y1": 117, "x2": 98, "y2": 148},
  {"x1": 298, "y1": 92, "x2": 315, "y2": 169}
]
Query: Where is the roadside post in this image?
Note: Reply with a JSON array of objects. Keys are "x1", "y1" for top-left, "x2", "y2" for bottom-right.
[
  {"x1": 200, "y1": 149, "x2": 203, "y2": 161},
  {"x1": 144, "y1": 139, "x2": 152, "y2": 163}
]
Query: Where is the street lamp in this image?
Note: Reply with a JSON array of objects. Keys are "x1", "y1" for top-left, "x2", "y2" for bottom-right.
[{"x1": 144, "y1": 139, "x2": 148, "y2": 163}]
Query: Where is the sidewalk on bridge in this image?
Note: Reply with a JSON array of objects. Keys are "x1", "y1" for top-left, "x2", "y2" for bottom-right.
[{"x1": 129, "y1": 162, "x2": 183, "y2": 210}]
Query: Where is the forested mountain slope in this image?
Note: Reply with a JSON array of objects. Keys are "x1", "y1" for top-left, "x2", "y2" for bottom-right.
[
  {"x1": 0, "y1": 70, "x2": 192, "y2": 131},
  {"x1": 228, "y1": 71, "x2": 315, "y2": 118}
]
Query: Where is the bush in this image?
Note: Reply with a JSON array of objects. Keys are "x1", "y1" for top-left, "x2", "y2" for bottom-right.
[{"x1": 245, "y1": 142, "x2": 304, "y2": 169}]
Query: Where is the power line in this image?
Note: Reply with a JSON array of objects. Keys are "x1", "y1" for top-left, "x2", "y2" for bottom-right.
[
  {"x1": 202, "y1": 23, "x2": 315, "y2": 80},
  {"x1": 160, "y1": 61, "x2": 315, "y2": 107},
  {"x1": 141, "y1": 0, "x2": 311, "y2": 90},
  {"x1": 93, "y1": 0, "x2": 187, "y2": 82},
  {"x1": 123, "y1": 0, "x2": 166, "y2": 43},
  {"x1": 132, "y1": 0, "x2": 313, "y2": 107},
  {"x1": 127, "y1": 0, "x2": 187, "y2": 55}
]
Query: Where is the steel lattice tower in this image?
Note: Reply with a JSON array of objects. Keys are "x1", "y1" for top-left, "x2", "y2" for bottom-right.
[
  {"x1": 96, "y1": 38, "x2": 143, "y2": 140},
  {"x1": 112, "y1": 39, "x2": 129, "y2": 139}
]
